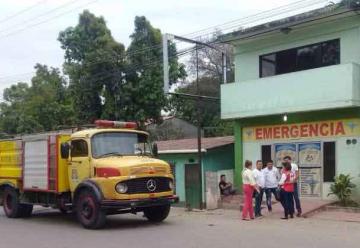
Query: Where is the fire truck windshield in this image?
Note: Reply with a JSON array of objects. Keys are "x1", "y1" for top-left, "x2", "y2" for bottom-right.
[{"x1": 91, "y1": 132, "x2": 151, "y2": 158}]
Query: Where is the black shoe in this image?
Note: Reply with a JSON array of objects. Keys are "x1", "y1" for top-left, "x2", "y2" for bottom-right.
[
  {"x1": 290, "y1": 215, "x2": 294, "y2": 218},
  {"x1": 281, "y1": 217, "x2": 288, "y2": 220},
  {"x1": 296, "y1": 212, "x2": 302, "y2": 217}
]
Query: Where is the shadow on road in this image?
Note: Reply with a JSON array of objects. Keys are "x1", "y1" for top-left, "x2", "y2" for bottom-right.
[{"x1": 1, "y1": 208, "x2": 174, "y2": 230}]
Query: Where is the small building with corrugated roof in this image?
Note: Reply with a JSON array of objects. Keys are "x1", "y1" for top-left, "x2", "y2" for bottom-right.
[{"x1": 157, "y1": 136, "x2": 234, "y2": 209}]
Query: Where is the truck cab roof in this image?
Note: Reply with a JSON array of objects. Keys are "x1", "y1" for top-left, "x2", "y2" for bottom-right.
[{"x1": 71, "y1": 128, "x2": 149, "y2": 139}]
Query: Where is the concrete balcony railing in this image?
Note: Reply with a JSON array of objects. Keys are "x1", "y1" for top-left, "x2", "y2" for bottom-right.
[{"x1": 221, "y1": 63, "x2": 360, "y2": 119}]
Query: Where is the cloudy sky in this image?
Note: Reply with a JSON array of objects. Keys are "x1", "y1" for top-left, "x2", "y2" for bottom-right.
[{"x1": 0, "y1": 0, "x2": 330, "y2": 97}]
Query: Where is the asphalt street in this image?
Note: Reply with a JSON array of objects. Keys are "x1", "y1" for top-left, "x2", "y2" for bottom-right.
[{"x1": 0, "y1": 207, "x2": 359, "y2": 248}]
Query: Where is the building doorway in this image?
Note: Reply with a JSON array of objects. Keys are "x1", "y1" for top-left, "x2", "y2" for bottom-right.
[{"x1": 185, "y1": 163, "x2": 202, "y2": 210}]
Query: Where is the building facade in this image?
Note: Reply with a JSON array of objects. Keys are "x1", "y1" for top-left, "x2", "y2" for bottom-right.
[
  {"x1": 220, "y1": 2, "x2": 360, "y2": 200},
  {"x1": 157, "y1": 136, "x2": 234, "y2": 209}
]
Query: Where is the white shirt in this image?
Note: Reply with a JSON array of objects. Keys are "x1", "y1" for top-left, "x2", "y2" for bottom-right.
[
  {"x1": 291, "y1": 163, "x2": 298, "y2": 173},
  {"x1": 253, "y1": 168, "x2": 265, "y2": 188},
  {"x1": 291, "y1": 162, "x2": 299, "y2": 182},
  {"x1": 263, "y1": 167, "x2": 281, "y2": 188},
  {"x1": 242, "y1": 168, "x2": 256, "y2": 186}
]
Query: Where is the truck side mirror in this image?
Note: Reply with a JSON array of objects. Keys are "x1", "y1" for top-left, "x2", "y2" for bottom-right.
[
  {"x1": 60, "y1": 143, "x2": 70, "y2": 159},
  {"x1": 152, "y1": 143, "x2": 158, "y2": 158}
]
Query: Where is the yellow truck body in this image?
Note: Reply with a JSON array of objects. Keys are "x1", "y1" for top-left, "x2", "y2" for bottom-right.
[{"x1": 0, "y1": 122, "x2": 178, "y2": 229}]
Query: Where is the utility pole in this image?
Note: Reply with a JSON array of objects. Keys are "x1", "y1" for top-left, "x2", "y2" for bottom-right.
[{"x1": 162, "y1": 33, "x2": 227, "y2": 210}]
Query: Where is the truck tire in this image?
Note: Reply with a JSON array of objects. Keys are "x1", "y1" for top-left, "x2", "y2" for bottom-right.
[
  {"x1": 75, "y1": 189, "x2": 106, "y2": 229},
  {"x1": 143, "y1": 204, "x2": 171, "y2": 222},
  {"x1": 3, "y1": 187, "x2": 32, "y2": 218}
]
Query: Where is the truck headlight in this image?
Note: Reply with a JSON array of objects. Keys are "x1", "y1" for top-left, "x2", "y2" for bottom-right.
[
  {"x1": 169, "y1": 180, "x2": 174, "y2": 190},
  {"x1": 116, "y1": 183, "x2": 128, "y2": 194}
]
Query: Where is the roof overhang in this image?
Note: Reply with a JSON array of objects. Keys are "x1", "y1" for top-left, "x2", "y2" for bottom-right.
[
  {"x1": 220, "y1": 5, "x2": 360, "y2": 44},
  {"x1": 159, "y1": 149, "x2": 207, "y2": 154}
]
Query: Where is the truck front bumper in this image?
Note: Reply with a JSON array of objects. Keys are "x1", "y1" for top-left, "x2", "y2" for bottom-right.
[{"x1": 101, "y1": 195, "x2": 179, "y2": 210}]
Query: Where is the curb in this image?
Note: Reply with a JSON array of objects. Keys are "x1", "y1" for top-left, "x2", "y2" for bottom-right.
[{"x1": 302, "y1": 201, "x2": 335, "y2": 218}]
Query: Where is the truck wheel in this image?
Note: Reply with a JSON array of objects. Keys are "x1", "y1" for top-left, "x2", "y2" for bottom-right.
[
  {"x1": 143, "y1": 204, "x2": 171, "y2": 222},
  {"x1": 3, "y1": 187, "x2": 22, "y2": 218},
  {"x1": 76, "y1": 189, "x2": 106, "y2": 229}
]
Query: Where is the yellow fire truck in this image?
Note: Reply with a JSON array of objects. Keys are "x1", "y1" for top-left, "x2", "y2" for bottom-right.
[{"x1": 0, "y1": 120, "x2": 178, "y2": 229}]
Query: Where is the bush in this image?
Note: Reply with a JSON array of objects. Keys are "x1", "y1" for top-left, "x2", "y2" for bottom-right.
[{"x1": 328, "y1": 174, "x2": 356, "y2": 206}]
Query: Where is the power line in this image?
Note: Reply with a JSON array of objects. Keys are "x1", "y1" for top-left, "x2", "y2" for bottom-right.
[
  {"x1": 0, "y1": 0, "x2": 98, "y2": 39},
  {"x1": 0, "y1": 0, "x2": 47, "y2": 25},
  {"x1": 0, "y1": 0, "x2": 339, "y2": 83},
  {"x1": 179, "y1": 0, "x2": 333, "y2": 41}
]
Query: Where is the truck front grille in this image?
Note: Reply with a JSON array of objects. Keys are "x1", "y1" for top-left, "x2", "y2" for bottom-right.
[{"x1": 123, "y1": 177, "x2": 172, "y2": 194}]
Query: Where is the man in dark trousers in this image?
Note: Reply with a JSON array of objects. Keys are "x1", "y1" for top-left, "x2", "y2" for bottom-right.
[
  {"x1": 283, "y1": 156, "x2": 302, "y2": 217},
  {"x1": 219, "y1": 175, "x2": 236, "y2": 196}
]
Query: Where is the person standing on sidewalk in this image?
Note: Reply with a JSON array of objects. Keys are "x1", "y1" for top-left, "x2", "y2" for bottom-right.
[
  {"x1": 242, "y1": 160, "x2": 259, "y2": 221},
  {"x1": 263, "y1": 160, "x2": 281, "y2": 212},
  {"x1": 283, "y1": 156, "x2": 302, "y2": 217},
  {"x1": 279, "y1": 162, "x2": 295, "y2": 219},
  {"x1": 253, "y1": 160, "x2": 265, "y2": 217}
]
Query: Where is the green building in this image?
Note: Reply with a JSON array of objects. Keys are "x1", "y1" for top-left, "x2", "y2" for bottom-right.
[
  {"x1": 220, "y1": 2, "x2": 360, "y2": 200},
  {"x1": 157, "y1": 136, "x2": 234, "y2": 209}
]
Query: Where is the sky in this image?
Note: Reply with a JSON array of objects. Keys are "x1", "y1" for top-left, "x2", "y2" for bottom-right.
[{"x1": 0, "y1": 0, "x2": 331, "y2": 98}]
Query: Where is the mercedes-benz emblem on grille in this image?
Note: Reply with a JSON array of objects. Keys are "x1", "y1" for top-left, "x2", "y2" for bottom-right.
[{"x1": 146, "y1": 179, "x2": 157, "y2": 192}]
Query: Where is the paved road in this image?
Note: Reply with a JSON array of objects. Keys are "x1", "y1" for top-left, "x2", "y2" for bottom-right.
[{"x1": 0, "y1": 207, "x2": 359, "y2": 248}]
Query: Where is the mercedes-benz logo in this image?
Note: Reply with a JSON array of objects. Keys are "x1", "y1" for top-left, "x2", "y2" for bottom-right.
[{"x1": 146, "y1": 179, "x2": 157, "y2": 192}]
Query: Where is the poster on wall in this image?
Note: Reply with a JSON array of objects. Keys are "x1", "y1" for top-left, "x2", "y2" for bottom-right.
[
  {"x1": 298, "y1": 143, "x2": 321, "y2": 167},
  {"x1": 275, "y1": 143, "x2": 297, "y2": 167},
  {"x1": 299, "y1": 168, "x2": 321, "y2": 197}
]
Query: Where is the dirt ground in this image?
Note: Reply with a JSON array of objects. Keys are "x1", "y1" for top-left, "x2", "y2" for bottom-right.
[{"x1": 0, "y1": 207, "x2": 360, "y2": 248}]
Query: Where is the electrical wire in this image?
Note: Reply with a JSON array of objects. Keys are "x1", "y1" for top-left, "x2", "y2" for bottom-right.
[
  {"x1": 0, "y1": 0, "x2": 98, "y2": 38},
  {"x1": 0, "y1": 0, "x2": 343, "y2": 83},
  {"x1": 0, "y1": 0, "x2": 47, "y2": 25}
]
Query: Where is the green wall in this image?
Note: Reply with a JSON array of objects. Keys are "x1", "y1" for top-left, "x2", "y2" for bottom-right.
[
  {"x1": 234, "y1": 108, "x2": 360, "y2": 192},
  {"x1": 234, "y1": 15, "x2": 360, "y2": 82},
  {"x1": 159, "y1": 144, "x2": 234, "y2": 205}
]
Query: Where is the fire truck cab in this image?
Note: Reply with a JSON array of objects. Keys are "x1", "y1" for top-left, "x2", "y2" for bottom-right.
[{"x1": 0, "y1": 120, "x2": 178, "y2": 229}]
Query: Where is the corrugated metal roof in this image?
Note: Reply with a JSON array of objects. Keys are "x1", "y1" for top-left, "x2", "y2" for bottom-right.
[{"x1": 157, "y1": 136, "x2": 234, "y2": 153}]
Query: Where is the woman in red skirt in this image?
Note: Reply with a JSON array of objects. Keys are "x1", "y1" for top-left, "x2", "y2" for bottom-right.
[{"x1": 242, "y1": 160, "x2": 259, "y2": 220}]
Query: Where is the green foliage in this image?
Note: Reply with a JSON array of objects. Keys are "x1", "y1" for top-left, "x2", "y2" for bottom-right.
[
  {"x1": 0, "y1": 12, "x2": 185, "y2": 135},
  {"x1": 169, "y1": 76, "x2": 233, "y2": 137},
  {"x1": 58, "y1": 10, "x2": 126, "y2": 123},
  {"x1": 328, "y1": 174, "x2": 356, "y2": 206},
  {"x1": 0, "y1": 64, "x2": 74, "y2": 134},
  {"x1": 122, "y1": 16, "x2": 186, "y2": 127}
]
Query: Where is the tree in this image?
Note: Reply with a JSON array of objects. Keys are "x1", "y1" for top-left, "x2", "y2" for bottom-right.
[
  {"x1": 170, "y1": 32, "x2": 234, "y2": 137},
  {"x1": 188, "y1": 31, "x2": 234, "y2": 82},
  {"x1": 123, "y1": 16, "x2": 186, "y2": 127},
  {"x1": 0, "y1": 64, "x2": 73, "y2": 134},
  {"x1": 169, "y1": 76, "x2": 232, "y2": 137},
  {"x1": 58, "y1": 10, "x2": 126, "y2": 124}
]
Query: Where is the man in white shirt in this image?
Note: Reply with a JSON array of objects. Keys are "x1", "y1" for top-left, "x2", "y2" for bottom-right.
[
  {"x1": 253, "y1": 160, "x2": 265, "y2": 217},
  {"x1": 263, "y1": 160, "x2": 281, "y2": 212},
  {"x1": 284, "y1": 156, "x2": 302, "y2": 216}
]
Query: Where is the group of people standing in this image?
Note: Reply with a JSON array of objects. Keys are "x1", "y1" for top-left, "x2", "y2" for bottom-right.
[{"x1": 241, "y1": 156, "x2": 302, "y2": 220}]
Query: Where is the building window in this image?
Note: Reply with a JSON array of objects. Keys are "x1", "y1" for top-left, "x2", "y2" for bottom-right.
[
  {"x1": 71, "y1": 140, "x2": 88, "y2": 157},
  {"x1": 260, "y1": 39, "x2": 340, "y2": 77},
  {"x1": 323, "y1": 142, "x2": 336, "y2": 182}
]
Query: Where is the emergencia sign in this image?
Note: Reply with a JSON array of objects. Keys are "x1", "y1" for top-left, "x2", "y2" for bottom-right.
[{"x1": 243, "y1": 119, "x2": 360, "y2": 141}]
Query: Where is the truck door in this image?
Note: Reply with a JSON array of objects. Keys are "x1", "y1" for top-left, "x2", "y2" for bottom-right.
[{"x1": 68, "y1": 139, "x2": 91, "y2": 191}]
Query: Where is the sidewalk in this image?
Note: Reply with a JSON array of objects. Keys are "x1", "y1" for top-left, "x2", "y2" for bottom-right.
[
  {"x1": 259, "y1": 198, "x2": 334, "y2": 219},
  {"x1": 219, "y1": 195, "x2": 334, "y2": 219}
]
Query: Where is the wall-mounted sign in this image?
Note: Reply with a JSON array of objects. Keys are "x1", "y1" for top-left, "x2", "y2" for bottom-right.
[
  {"x1": 299, "y1": 168, "x2": 321, "y2": 197},
  {"x1": 243, "y1": 119, "x2": 360, "y2": 142},
  {"x1": 298, "y1": 143, "x2": 321, "y2": 167},
  {"x1": 275, "y1": 143, "x2": 296, "y2": 167}
]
